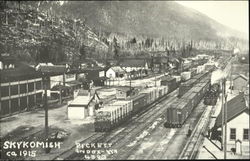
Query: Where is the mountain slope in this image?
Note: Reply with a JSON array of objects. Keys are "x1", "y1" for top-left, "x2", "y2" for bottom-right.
[
  {"x1": 44, "y1": 1, "x2": 246, "y2": 41},
  {"x1": 0, "y1": 1, "x2": 109, "y2": 63}
]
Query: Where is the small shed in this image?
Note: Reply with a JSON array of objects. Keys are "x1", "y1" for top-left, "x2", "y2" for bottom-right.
[
  {"x1": 67, "y1": 90, "x2": 100, "y2": 119},
  {"x1": 116, "y1": 86, "x2": 135, "y2": 99}
]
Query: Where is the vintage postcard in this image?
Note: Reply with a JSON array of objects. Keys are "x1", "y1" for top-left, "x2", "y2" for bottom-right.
[{"x1": 0, "y1": 1, "x2": 249, "y2": 160}]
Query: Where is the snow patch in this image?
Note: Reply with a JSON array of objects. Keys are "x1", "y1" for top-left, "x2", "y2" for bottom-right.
[{"x1": 126, "y1": 119, "x2": 162, "y2": 147}]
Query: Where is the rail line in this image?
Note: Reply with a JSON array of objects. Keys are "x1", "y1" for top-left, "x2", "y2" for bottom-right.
[
  {"x1": 52, "y1": 89, "x2": 178, "y2": 160},
  {"x1": 110, "y1": 73, "x2": 213, "y2": 160},
  {"x1": 76, "y1": 91, "x2": 178, "y2": 160},
  {"x1": 106, "y1": 94, "x2": 178, "y2": 160},
  {"x1": 144, "y1": 100, "x2": 206, "y2": 160},
  {"x1": 178, "y1": 105, "x2": 212, "y2": 159}
]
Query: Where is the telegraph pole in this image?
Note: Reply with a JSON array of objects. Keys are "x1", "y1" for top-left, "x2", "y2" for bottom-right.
[
  {"x1": 221, "y1": 80, "x2": 225, "y2": 151},
  {"x1": 130, "y1": 74, "x2": 132, "y2": 90},
  {"x1": 224, "y1": 92, "x2": 228, "y2": 159},
  {"x1": 42, "y1": 74, "x2": 49, "y2": 151},
  {"x1": 154, "y1": 72, "x2": 156, "y2": 87}
]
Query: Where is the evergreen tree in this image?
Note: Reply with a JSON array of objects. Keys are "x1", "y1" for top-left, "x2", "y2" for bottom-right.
[
  {"x1": 113, "y1": 36, "x2": 119, "y2": 60},
  {"x1": 80, "y1": 45, "x2": 86, "y2": 60}
]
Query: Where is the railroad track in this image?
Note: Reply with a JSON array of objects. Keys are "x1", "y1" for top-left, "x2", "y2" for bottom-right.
[
  {"x1": 106, "y1": 93, "x2": 178, "y2": 160},
  {"x1": 178, "y1": 105, "x2": 212, "y2": 160},
  {"x1": 52, "y1": 89, "x2": 178, "y2": 160}
]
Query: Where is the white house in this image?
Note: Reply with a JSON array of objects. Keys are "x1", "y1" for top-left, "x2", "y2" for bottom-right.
[
  {"x1": 106, "y1": 66, "x2": 127, "y2": 79},
  {"x1": 214, "y1": 93, "x2": 249, "y2": 155}
]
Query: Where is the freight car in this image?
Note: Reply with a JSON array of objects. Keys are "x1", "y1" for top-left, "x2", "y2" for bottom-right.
[
  {"x1": 95, "y1": 99, "x2": 133, "y2": 132},
  {"x1": 178, "y1": 79, "x2": 197, "y2": 97},
  {"x1": 131, "y1": 93, "x2": 148, "y2": 114},
  {"x1": 172, "y1": 75, "x2": 181, "y2": 86},
  {"x1": 95, "y1": 78, "x2": 174, "y2": 132},
  {"x1": 95, "y1": 89, "x2": 156, "y2": 132},
  {"x1": 160, "y1": 76, "x2": 177, "y2": 93},
  {"x1": 181, "y1": 71, "x2": 191, "y2": 81},
  {"x1": 178, "y1": 72, "x2": 210, "y2": 97},
  {"x1": 164, "y1": 76, "x2": 210, "y2": 128},
  {"x1": 95, "y1": 71, "x2": 209, "y2": 132}
]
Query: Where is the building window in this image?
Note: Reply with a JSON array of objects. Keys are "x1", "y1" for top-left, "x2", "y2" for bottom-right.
[
  {"x1": 1, "y1": 86, "x2": 9, "y2": 97},
  {"x1": 35, "y1": 81, "x2": 42, "y2": 90},
  {"x1": 230, "y1": 128, "x2": 236, "y2": 140},
  {"x1": 20, "y1": 83, "x2": 27, "y2": 94},
  {"x1": 243, "y1": 129, "x2": 249, "y2": 140},
  {"x1": 28, "y1": 82, "x2": 34, "y2": 92},
  {"x1": 11, "y1": 85, "x2": 18, "y2": 95}
]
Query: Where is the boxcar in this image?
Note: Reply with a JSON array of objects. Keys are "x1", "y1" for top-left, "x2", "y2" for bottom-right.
[
  {"x1": 165, "y1": 101, "x2": 180, "y2": 128},
  {"x1": 172, "y1": 75, "x2": 181, "y2": 86},
  {"x1": 185, "y1": 90, "x2": 199, "y2": 108},
  {"x1": 178, "y1": 79, "x2": 197, "y2": 97},
  {"x1": 191, "y1": 73, "x2": 206, "y2": 83},
  {"x1": 139, "y1": 88, "x2": 152, "y2": 104},
  {"x1": 181, "y1": 72, "x2": 191, "y2": 81},
  {"x1": 176, "y1": 100, "x2": 190, "y2": 126},
  {"x1": 190, "y1": 86, "x2": 203, "y2": 103},
  {"x1": 130, "y1": 93, "x2": 147, "y2": 114},
  {"x1": 160, "y1": 76, "x2": 177, "y2": 93}
]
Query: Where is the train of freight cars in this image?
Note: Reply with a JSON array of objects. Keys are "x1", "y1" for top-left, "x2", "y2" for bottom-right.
[
  {"x1": 94, "y1": 80, "x2": 175, "y2": 132},
  {"x1": 164, "y1": 74, "x2": 211, "y2": 128},
  {"x1": 94, "y1": 70, "x2": 212, "y2": 132}
]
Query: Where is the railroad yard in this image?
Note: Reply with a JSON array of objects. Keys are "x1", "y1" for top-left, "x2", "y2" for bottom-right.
[
  {"x1": 1, "y1": 53, "x2": 249, "y2": 160},
  {"x1": 0, "y1": 2, "x2": 249, "y2": 160},
  {"x1": 0, "y1": 56, "x2": 221, "y2": 159}
]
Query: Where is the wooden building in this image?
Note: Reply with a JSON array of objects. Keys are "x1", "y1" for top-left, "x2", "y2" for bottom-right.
[
  {"x1": 0, "y1": 63, "x2": 43, "y2": 118},
  {"x1": 213, "y1": 93, "x2": 249, "y2": 155}
]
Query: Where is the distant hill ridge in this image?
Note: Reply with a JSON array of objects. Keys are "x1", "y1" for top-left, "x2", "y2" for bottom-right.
[{"x1": 35, "y1": 1, "x2": 247, "y2": 41}]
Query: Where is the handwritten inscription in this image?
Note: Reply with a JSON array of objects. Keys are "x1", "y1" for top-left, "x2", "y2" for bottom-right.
[
  {"x1": 75, "y1": 142, "x2": 118, "y2": 159},
  {"x1": 2, "y1": 141, "x2": 62, "y2": 158}
]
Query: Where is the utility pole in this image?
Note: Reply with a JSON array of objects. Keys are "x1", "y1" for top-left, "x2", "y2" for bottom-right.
[
  {"x1": 42, "y1": 74, "x2": 49, "y2": 152},
  {"x1": 221, "y1": 80, "x2": 225, "y2": 151},
  {"x1": 155, "y1": 72, "x2": 156, "y2": 87},
  {"x1": 130, "y1": 74, "x2": 132, "y2": 90},
  {"x1": 224, "y1": 92, "x2": 228, "y2": 159}
]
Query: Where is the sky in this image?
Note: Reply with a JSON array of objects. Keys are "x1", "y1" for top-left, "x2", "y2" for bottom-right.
[{"x1": 176, "y1": 1, "x2": 249, "y2": 34}]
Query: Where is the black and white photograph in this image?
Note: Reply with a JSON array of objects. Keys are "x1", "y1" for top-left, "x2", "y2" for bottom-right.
[{"x1": 0, "y1": 0, "x2": 249, "y2": 160}]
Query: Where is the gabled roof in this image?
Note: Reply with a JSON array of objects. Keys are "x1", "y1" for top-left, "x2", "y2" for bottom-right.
[
  {"x1": 108, "y1": 66, "x2": 126, "y2": 73},
  {"x1": 120, "y1": 59, "x2": 147, "y2": 68},
  {"x1": 37, "y1": 65, "x2": 68, "y2": 75},
  {"x1": 233, "y1": 74, "x2": 248, "y2": 81},
  {"x1": 69, "y1": 90, "x2": 100, "y2": 107},
  {"x1": 215, "y1": 93, "x2": 249, "y2": 128}
]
